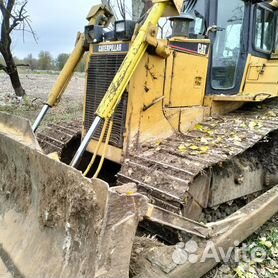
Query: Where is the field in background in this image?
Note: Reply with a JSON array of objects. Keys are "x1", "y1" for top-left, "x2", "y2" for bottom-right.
[{"x1": 0, "y1": 70, "x2": 85, "y2": 128}]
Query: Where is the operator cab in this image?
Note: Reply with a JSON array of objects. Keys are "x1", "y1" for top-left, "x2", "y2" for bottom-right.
[{"x1": 179, "y1": 0, "x2": 278, "y2": 95}]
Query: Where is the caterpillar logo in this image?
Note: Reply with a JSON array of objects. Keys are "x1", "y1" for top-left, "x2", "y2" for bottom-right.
[
  {"x1": 94, "y1": 43, "x2": 129, "y2": 53},
  {"x1": 169, "y1": 41, "x2": 210, "y2": 56},
  {"x1": 197, "y1": 44, "x2": 208, "y2": 55}
]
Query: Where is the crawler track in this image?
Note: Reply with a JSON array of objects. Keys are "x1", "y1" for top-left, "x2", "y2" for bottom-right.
[
  {"x1": 118, "y1": 99, "x2": 278, "y2": 218},
  {"x1": 36, "y1": 100, "x2": 278, "y2": 231},
  {"x1": 37, "y1": 121, "x2": 81, "y2": 163}
]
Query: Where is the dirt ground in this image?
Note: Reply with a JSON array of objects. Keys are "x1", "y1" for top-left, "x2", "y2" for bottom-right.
[
  {"x1": 0, "y1": 71, "x2": 84, "y2": 128},
  {"x1": 0, "y1": 71, "x2": 277, "y2": 278}
]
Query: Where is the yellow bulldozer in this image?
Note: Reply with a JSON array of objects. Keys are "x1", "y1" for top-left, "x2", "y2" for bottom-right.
[{"x1": 1, "y1": 0, "x2": 278, "y2": 277}]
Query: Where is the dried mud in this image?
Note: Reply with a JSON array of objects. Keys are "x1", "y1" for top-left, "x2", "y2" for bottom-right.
[{"x1": 0, "y1": 123, "x2": 109, "y2": 277}]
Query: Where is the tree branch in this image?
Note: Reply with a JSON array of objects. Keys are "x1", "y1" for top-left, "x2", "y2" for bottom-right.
[
  {"x1": 0, "y1": 0, "x2": 34, "y2": 96},
  {"x1": 16, "y1": 63, "x2": 29, "y2": 67},
  {"x1": 9, "y1": 1, "x2": 28, "y2": 33},
  {"x1": 0, "y1": 63, "x2": 8, "y2": 73}
]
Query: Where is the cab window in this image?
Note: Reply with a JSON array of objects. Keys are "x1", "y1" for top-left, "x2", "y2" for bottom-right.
[
  {"x1": 184, "y1": 0, "x2": 206, "y2": 35},
  {"x1": 255, "y1": 6, "x2": 275, "y2": 53},
  {"x1": 211, "y1": 0, "x2": 245, "y2": 90},
  {"x1": 275, "y1": 17, "x2": 278, "y2": 52}
]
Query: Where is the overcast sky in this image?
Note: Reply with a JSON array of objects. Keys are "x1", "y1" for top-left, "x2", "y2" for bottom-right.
[{"x1": 12, "y1": 0, "x2": 131, "y2": 59}]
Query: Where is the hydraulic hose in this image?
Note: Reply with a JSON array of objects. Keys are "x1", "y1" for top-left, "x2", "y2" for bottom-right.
[
  {"x1": 93, "y1": 120, "x2": 113, "y2": 179},
  {"x1": 83, "y1": 118, "x2": 109, "y2": 177}
]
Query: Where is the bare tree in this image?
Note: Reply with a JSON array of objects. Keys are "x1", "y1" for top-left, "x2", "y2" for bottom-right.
[
  {"x1": 0, "y1": 0, "x2": 36, "y2": 96},
  {"x1": 132, "y1": 0, "x2": 153, "y2": 21},
  {"x1": 101, "y1": 0, "x2": 112, "y2": 9},
  {"x1": 102, "y1": 0, "x2": 133, "y2": 20},
  {"x1": 132, "y1": 0, "x2": 144, "y2": 21}
]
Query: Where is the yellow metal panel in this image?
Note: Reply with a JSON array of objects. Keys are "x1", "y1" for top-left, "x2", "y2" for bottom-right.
[
  {"x1": 124, "y1": 55, "x2": 147, "y2": 144},
  {"x1": 140, "y1": 107, "x2": 178, "y2": 141},
  {"x1": 204, "y1": 97, "x2": 244, "y2": 116},
  {"x1": 209, "y1": 95, "x2": 270, "y2": 102},
  {"x1": 179, "y1": 107, "x2": 208, "y2": 134},
  {"x1": 166, "y1": 51, "x2": 208, "y2": 107},
  {"x1": 239, "y1": 54, "x2": 251, "y2": 93},
  {"x1": 242, "y1": 56, "x2": 278, "y2": 98},
  {"x1": 124, "y1": 50, "x2": 210, "y2": 147},
  {"x1": 247, "y1": 65, "x2": 265, "y2": 80},
  {"x1": 163, "y1": 108, "x2": 181, "y2": 131},
  {"x1": 125, "y1": 53, "x2": 177, "y2": 145},
  {"x1": 142, "y1": 56, "x2": 165, "y2": 108},
  {"x1": 86, "y1": 138, "x2": 123, "y2": 163},
  {"x1": 163, "y1": 53, "x2": 174, "y2": 106}
]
